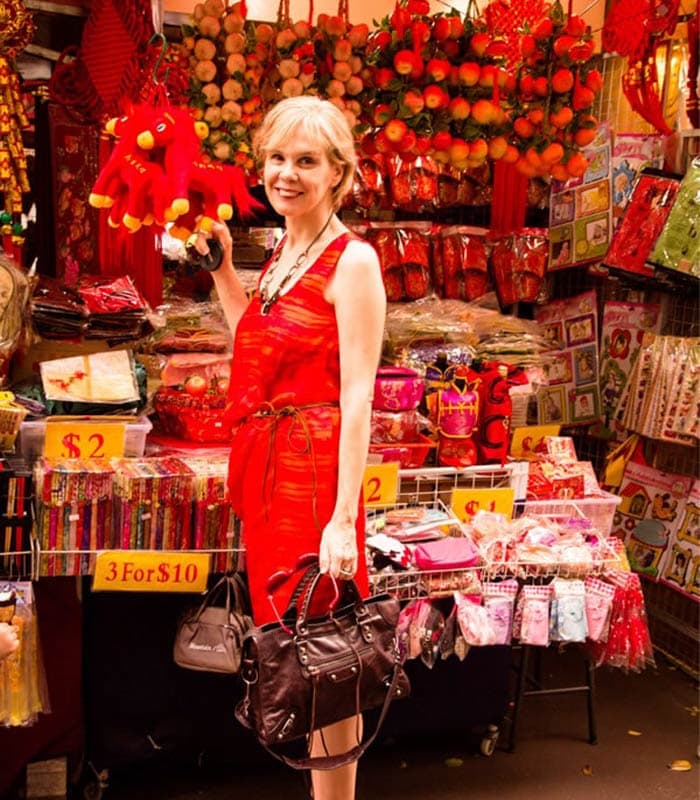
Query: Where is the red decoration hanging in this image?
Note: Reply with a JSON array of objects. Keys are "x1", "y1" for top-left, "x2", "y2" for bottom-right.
[{"x1": 604, "y1": 0, "x2": 680, "y2": 135}]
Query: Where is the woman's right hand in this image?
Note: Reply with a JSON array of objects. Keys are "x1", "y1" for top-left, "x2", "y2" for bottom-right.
[{"x1": 204, "y1": 220, "x2": 233, "y2": 262}]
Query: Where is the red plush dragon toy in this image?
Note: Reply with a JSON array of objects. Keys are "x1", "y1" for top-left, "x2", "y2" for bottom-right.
[{"x1": 89, "y1": 100, "x2": 260, "y2": 237}]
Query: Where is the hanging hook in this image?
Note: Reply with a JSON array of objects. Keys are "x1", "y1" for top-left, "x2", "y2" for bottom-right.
[{"x1": 149, "y1": 32, "x2": 168, "y2": 85}]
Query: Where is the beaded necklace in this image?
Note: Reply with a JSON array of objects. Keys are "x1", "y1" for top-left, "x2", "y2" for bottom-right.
[{"x1": 259, "y1": 211, "x2": 335, "y2": 316}]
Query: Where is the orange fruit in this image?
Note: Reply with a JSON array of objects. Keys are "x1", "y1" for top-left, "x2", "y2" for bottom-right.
[
  {"x1": 549, "y1": 106, "x2": 574, "y2": 129},
  {"x1": 550, "y1": 163, "x2": 569, "y2": 181},
  {"x1": 541, "y1": 142, "x2": 565, "y2": 165},
  {"x1": 515, "y1": 157, "x2": 538, "y2": 177},
  {"x1": 566, "y1": 152, "x2": 589, "y2": 177}
]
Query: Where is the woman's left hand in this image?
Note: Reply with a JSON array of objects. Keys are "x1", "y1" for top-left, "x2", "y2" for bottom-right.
[{"x1": 319, "y1": 519, "x2": 358, "y2": 580}]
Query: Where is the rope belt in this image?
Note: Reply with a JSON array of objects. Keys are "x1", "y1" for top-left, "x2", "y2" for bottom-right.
[{"x1": 244, "y1": 401, "x2": 339, "y2": 531}]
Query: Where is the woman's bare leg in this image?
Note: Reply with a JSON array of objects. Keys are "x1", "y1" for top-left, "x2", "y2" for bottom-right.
[{"x1": 310, "y1": 714, "x2": 363, "y2": 800}]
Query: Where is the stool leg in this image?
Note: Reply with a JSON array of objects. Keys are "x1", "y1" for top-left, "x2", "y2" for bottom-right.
[
  {"x1": 585, "y1": 656, "x2": 598, "y2": 745},
  {"x1": 508, "y1": 645, "x2": 530, "y2": 753}
]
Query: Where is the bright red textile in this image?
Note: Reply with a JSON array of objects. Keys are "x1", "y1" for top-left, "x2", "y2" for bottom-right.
[{"x1": 227, "y1": 233, "x2": 370, "y2": 625}]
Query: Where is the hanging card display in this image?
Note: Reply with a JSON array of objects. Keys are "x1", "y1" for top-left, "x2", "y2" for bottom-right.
[
  {"x1": 611, "y1": 460, "x2": 693, "y2": 579},
  {"x1": 611, "y1": 134, "x2": 664, "y2": 229},
  {"x1": 658, "y1": 479, "x2": 700, "y2": 601},
  {"x1": 648, "y1": 157, "x2": 700, "y2": 277},
  {"x1": 599, "y1": 301, "x2": 662, "y2": 437},
  {"x1": 548, "y1": 124, "x2": 613, "y2": 270},
  {"x1": 535, "y1": 290, "x2": 601, "y2": 426},
  {"x1": 618, "y1": 334, "x2": 700, "y2": 446},
  {"x1": 603, "y1": 169, "x2": 681, "y2": 276}
]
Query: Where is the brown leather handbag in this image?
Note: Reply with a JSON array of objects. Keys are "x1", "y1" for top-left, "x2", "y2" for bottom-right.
[
  {"x1": 235, "y1": 557, "x2": 410, "y2": 770},
  {"x1": 173, "y1": 573, "x2": 252, "y2": 674}
]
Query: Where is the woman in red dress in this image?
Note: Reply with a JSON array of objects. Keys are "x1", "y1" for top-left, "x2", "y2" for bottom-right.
[{"x1": 196, "y1": 95, "x2": 386, "y2": 800}]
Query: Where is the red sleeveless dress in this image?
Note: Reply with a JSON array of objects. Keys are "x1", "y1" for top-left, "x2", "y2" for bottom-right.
[{"x1": 226, "y1": 233, "x2": 370, "y2": 625}]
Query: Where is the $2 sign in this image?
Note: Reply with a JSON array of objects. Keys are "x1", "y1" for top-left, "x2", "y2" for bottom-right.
[{"x1": 44, "y1": 419, "x2": 127, "y2": 459}]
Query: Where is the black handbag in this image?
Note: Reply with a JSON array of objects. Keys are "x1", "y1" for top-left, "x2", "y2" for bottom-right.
[
  {"x1": 234, "y1": 557, "x2": 410, "y2": 770},
  {"x1": 173, "y1": 573, "x2": 252, "y2": 674}
]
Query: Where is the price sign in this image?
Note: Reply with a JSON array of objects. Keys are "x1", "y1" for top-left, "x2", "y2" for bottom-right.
[
  {"x1": 509, "y1": 424, "x2": 561, "y2": 459},
  {"x1": 93, "y1": 551, "x2": 210, "y2": 593},
  {"x1": 451, "y1": 487, "x2": 515, "y2": 523},
  {"x1": 362, "y1": 463, "x2": 399, "y2": 508},
  {"x1": 45, "y1": 418, "x2": 127, "y2": 459}
]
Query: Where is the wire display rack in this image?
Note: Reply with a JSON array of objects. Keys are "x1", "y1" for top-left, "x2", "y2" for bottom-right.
[
  {"x1": 395, "y1": 462, "x2": 529, "y2": 506},
  {"x1": 368, "y1": 464, "x2": 619, "y2": 601}
]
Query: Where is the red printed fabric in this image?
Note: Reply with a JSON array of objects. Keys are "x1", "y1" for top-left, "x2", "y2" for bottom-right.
[{"x1": 226, "y1": 234, "x2": 369, "y2": 625}]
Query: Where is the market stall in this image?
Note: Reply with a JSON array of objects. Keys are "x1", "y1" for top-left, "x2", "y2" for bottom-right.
[{"x1": 0, "y1": 0, "x2": 698, "y2": 794}]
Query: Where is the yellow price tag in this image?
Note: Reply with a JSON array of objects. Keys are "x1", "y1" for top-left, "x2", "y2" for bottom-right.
[
  {"x1": 93, "y1": 551, "x2": 210, "y2": 593},
  {"x1": 362, "y1": 463, "x2": 399, "y2": 508},
  {"x1": 451, "y1": 487, "x2": 514, "y2": 523},
  {"x1": 509, "y1": 424, "x2": 561, "y2": 459},
  {"x1": 45, "y1": 417, "x2": 127, "y2": 459}
]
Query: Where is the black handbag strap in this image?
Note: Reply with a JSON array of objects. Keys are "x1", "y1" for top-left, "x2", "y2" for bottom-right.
[
  {"x1": 297, "y1": 569, "x2": 364, "y2": 628},
  {"x1": 192, "y1": 573, "x2": 249, "y2": 621},
  {"x1": 266, "y1": 654, "x2": 403, "y2": 771}
]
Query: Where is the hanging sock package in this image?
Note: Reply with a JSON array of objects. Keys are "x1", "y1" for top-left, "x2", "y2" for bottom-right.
[
  {"x1": 453, "y1": 592, "x2": 494, "y2": 647},
  {"x1": 482, "y1": 579, "x2": 518, "y2": 645},
  {"x1": 549, "y1": 578, "x2": 587, "y2": 643},
  {"x1": 519, "y1": 584, "x2": 553, "y2": 647}
]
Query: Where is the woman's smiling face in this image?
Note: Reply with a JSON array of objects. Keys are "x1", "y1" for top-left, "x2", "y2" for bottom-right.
[{"x1": 262, "y1": 130, "x2": 341, "y2": 220}]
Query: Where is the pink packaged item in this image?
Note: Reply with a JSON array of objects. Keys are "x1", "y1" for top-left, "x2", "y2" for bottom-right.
[
  {"x1": 454, "y1": 592, "x2": 494, "y2": 646},
  {"x1": 519, "y1": 584, "x2": 553, "y2": 647},
  {"x1": 584, "y1": 576, "x2": 617, "y2": 643},
  {"x1": 482, "y1": 579, "x2": 519, "y2": 645},
  {"x1": 372, "y1": 366, "x2": 425, "y2": 411},
  {"x1": 413, "y1": 536, "x2": 479, "y2": 571}
]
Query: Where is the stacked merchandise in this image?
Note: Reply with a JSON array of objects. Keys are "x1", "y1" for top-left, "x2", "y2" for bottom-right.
[
  {"x1": 112, "y1": 457, "x2": 195, "y2": 553},
  {"x1": 77, "y1": 276, "x2": 151, "y2": 343},
  {"x1": 179, "y1": 455, "x2": 236, "y2": 572},
  {"x1": 34, "y1": 458, "x2": 115, "y2": 576},
  {"x1": 33, "y1": 456, "x2": 236, "y2": 575},
  {"x1": 30, "y1": 276, "x2": 151, "y2": 342}
]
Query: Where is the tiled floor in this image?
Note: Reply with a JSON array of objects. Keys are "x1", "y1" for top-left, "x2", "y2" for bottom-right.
[{"x1": 98, "y1": 648, "x2": 698, "y2": 800}]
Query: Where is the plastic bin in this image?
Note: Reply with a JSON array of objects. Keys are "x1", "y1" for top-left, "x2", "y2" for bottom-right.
[
  {"x1": 521, "y1": 491, "x2": 622, "y2": 535},
  {"x1": 17, "y1": 416, "x2": 152, "y2": 465}
]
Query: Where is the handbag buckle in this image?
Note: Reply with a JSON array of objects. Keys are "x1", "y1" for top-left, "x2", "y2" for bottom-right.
[{"x1": 241, "y1": 662, "x2": 258, "y2": 684}]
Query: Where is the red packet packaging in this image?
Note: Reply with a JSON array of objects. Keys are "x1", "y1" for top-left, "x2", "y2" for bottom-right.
[
  {"x1": 388, "y1": 154, "x2": 439, "y2": 214},
  {"x1": 348, "y1": 154, "x2": 388, "y2": 213},
  {"x1": 438, "y1": 226, "x2": 490, "y2": 302},
  {"x1": 366, "y1": 222, "x2": 432, "y2": 301},
  {"x1": 490, "y1": 228, "x2": 548, "y2": 307},
  {"x1": 527, "y1": 458, "x2": 586, "y2": 499}
]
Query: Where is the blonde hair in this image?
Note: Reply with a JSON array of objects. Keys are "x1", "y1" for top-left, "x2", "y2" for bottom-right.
[{"x1": 253, "y1": 96, "x2": 357, "y2": 210}]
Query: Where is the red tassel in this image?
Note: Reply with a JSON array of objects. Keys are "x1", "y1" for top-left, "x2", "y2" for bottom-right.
[
  {"x1": 490, "y1": 160, "x2": 528, "y2": 236},
  {"x1": 307, "y1": 0, "x2": 313, "y2": 26},
  {"x1": 240, "y1": 0, "x2": 248, "y2": 19}
]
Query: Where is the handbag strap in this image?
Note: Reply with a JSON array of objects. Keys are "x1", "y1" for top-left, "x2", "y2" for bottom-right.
[
  {"x1": 192, "y1": 573, "x2": 248, "y2": 621},
  {"x1": 297, "y1": 568, "x2": 363, "y2": 628},
  {"x1": 267, "y1": 655, "x2": 403, "y2": 771},
  {"x1": 230, "y1": 573, "x2": 252, "y2": 616}
]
